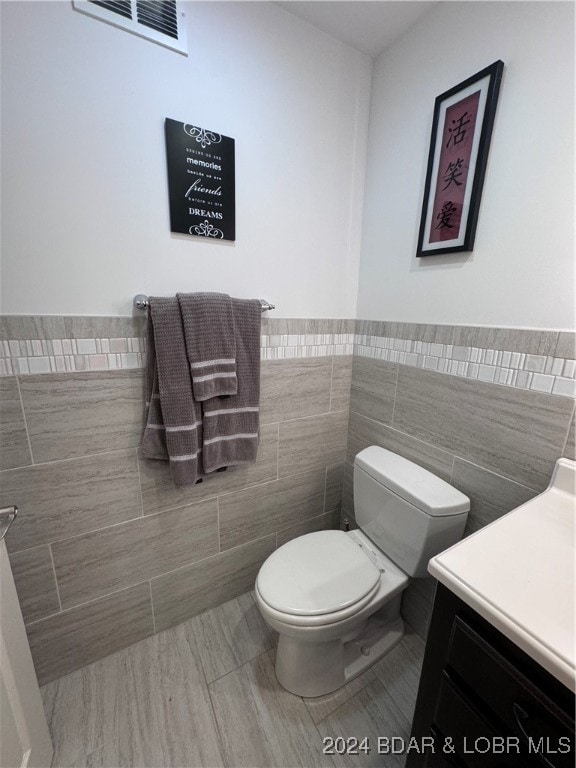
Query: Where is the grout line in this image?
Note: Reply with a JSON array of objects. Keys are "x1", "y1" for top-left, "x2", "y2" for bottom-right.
[
  {"x1": 452, "y1": 455, "x2": 543, "y2": 492},
  {"x1": 449, "y1": 455, "x2": 457, "y2": 484},
  {"x1": 304, "y1": 669, "x2": 377, "y2": 726},
  {"x1": 216, "y1": 497, "x2": 221, "y2": 553},
  {"x1": 328, "y1": 356, "x2": 334, "y2": 413},
  {"x1": 25, "y1": 578, "x2": 158, "y2": 627},
  {"x1": 15, "y1": 375, "x2": 35, "y2": 465},
  {"x1": 134, "y1": 447, "x2": 145, "y2": 518},
  {"x1": 560, "y1": 401, "x2": 575, "y2": 458},
  {"x1": 390, "y1": 363, "x2": 400, "y2": 427},
  {"x1": 0, "y1": 444, "x2": 142, "y2": 473},
  {"x1": 9, "y1": 457, "x2": 324, "y2": 558},
  {"x1": 48, "y1": 543, "x2": 64, "y2": 613},
  {"x1": 148, "y1": 531, "x2": 276, "y2": 585},
  {"x1": 275, "y1": 421, "x2": 280, "y2": 481},
  {"x1": 148, "y1": 580, "x2": 157, "y2": 634}
]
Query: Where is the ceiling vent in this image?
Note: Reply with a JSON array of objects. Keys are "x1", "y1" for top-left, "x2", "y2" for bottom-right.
[{"x1": 73, "y1": 0, "x2": 187, "y2": 55}]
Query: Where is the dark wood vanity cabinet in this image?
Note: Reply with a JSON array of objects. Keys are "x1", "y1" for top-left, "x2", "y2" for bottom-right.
[{"x1": 407, "y1": 585, "x2": 575, "y2": 768}]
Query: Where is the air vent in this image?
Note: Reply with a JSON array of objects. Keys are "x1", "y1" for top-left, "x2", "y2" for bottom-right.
[
  {"x1": 73, "y1": 0, "x2": 187, "y2": 55},
  {"x1": 89, "y1": 1, "x2": 132, "y2": 20},
  {"x1": 136, "y1": 1, "x2": 178, "y2": 40}
]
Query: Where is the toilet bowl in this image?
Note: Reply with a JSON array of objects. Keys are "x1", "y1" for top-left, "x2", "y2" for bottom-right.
[{"x1": 255, "y1": 446, "x2": 470, "y2": 697}]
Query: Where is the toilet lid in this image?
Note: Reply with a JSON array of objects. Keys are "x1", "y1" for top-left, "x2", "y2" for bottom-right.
[{"x1": 256, "y1": 530, "x2": 381, "y2": 617}]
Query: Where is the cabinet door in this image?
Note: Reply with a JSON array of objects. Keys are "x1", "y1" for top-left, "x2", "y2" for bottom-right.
[{"x1": 0, "y1": 540, "x2": 53, "y2": 768}]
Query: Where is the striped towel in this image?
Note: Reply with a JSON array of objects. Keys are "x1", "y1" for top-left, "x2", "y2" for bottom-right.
[
  {"x1": 177, "y1": 292, "x2": 237, "y2": 401},
  {"x1": 141, "y1": 297, "x2": 202, "y2": 487},
  {"x1": 201, "y1": 298, "x2": 261, "y2": 473}
]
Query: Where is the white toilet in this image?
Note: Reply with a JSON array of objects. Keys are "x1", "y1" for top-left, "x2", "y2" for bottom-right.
[{"x1": 255, "y1": 446, "x2": 470, "y2": 697}]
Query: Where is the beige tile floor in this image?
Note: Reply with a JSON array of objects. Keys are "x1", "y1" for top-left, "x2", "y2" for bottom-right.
[{"x1": 41, "y1": 592, "x2": 425, "y2": 768}]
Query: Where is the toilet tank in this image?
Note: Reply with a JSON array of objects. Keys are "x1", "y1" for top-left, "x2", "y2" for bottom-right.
[{"x1": 353, "y1": 446, "x2": 470, "y2": 578}]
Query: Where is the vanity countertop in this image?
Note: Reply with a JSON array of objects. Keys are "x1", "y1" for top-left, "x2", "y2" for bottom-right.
[{"x1": 428, "y1": 458, "x2": 575, "y2": 693}]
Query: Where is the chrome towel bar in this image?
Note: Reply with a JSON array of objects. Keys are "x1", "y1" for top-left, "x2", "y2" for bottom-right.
[{"x1": 134, "y1": 294, "x2": 275, "y2": 312}]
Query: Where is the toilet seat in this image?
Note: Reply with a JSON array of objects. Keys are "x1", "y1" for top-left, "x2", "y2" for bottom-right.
[{"x1": 256, "y1": 530, "x2": 381, "y2": 621}]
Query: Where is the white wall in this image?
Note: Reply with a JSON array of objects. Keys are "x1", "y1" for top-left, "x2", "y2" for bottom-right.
[
  {"x1": 0, "y1": 1, "x2": 371, "y2": 317},
  {"x1": 356, "y1": 1, "x2": 575, "y2": 330}
]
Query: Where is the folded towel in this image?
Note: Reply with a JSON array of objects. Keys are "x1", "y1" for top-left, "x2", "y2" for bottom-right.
[
  {"x1": 177, "y1": 292, "x2": 237, "y2": 401},
  {"x1": 201, "y1": 298, "x2": 261, "y2": 473},
  {"x1": 142, "y1": 318, "x2": 167, "y2": 460},
  {"x1": 141, "y1": 297, "x2": 202, "y2": 487}
]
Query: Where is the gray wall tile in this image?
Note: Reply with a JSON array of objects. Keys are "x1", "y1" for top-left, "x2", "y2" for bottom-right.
[
  {"x1": 556, "y1": 331, "x2": 576, "y2": 359},
  {"x1": 324, "y1": 462, "x2": 344, "y2": 512},
  {"x1": 218, "y1": 469, "x2": 325, "y2": 551},
  {"x1": 0, "y1": 377, "x2": 32, "y2": 470},
  {"x1": 452, "y1": 326, "x2": 559, "y2": 355},
  {"x1": 350, "y1": 356, "x2": 397, "y2": 423},
  {"x1": 138, "y1": 422, "x2": 278, "y2": 515},
  {"x1": 305, "y1": 318, "x2": 354, "y2": 334},
  {"x1": 19, "y1": 370, "x2": 145, "y2": 463},
  {"x1": 152, "y1": 535, "x2": 275, "y2": 632},
  {"x1": 393, "y1": 366, "x2": 573, "y2": 490},
  {"x1": 278, "y1": 411, "x2": 348, "y2": 478},
  {"x1": 27, "y1": 582, "x2": 154, "y2": 685},
  {"x1": 63, "y1": 316, "x2": 146, "y2": 339},
  {"x1": 260, "y1": 358, "x2": 332, "y2": 423},
  {"x1": 262, "y1": 318, "x2": 308, "y2": 335},
  {"x1": 0, "y1": 315, "x2": 66, "y2": 340},
  {"x1": 276, "y1": 511, "x2": 337, "y2": 548},
  {"x1": 9, "y1": 545, "x2": 60, "y2": 624},
  {"x1": 347, "y1": 411, "x2": 455, "y2": 481},
  {"x1": 347, "y1": 410, "x2": 390, "y2": 463},
  {"x1": 401, "y1": 578, "x2": 436, "y2": 641},
  {"x1": 52, "y1": 499, "x2": 219, "y2": 609},
  {"x1": 385, "y1": 322, "x2": 454, "y2": 344},
  {"x1": 330, "y1": 355, "x2": 353, "y2": 412},
  {"x1": 341, "y1": 462, "x2": 354, "y2": 516},
  {"x1": 2, "y1": 449, "x2": 142, "y2": 553},
  {"x1": 451, "y1": 459, "x2": 537, "y2": 535},
  {"x1": 355, "y1": 319, "x2": 373, "y2": 336},
  {"x1": 563, "y1": 411, "x2": 575, "y2": 460}
]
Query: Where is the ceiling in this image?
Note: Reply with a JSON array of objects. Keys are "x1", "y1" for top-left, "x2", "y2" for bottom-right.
[{"x1": 275, "y1": 1, "x2": 438, "y2": 58}]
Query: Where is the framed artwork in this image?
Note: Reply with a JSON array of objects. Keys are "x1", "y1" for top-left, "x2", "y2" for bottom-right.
[
  {"x1": 416, "y1": 60, "x2": 504, "y2": 257},
  {"x1": 165, "y1": 118, "x2": 236, "y2": 241}
]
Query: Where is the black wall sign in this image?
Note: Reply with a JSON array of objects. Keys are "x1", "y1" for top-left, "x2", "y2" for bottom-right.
[{"x1": 165, "y1": 118, "x2": 235, "y2": 241}]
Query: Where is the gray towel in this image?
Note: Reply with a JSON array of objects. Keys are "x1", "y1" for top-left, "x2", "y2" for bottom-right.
[
  {"x1": 141, "y1": 297, "x2": 202, "y2": 487},
  {"x1": 177, "y1": 292, "x2": 237, "y2": 401},
  {"x1": 201, "y1": 298, "x2": 261, "y2": 473}
]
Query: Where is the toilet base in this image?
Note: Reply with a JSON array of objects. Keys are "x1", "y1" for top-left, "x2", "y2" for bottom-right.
[{"x1": 274, "y1": 596, "x2": 404, "y2": 698}]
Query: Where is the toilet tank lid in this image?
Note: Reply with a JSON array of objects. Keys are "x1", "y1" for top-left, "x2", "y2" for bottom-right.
[{"x1": 355, "y1": 446, "x2": 470, "y2": 516}]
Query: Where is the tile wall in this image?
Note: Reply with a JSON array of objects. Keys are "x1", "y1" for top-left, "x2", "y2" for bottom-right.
[
  {"x1": 0, "y1": 316, "x2": 353, "y2": 684},
  {"x1": 1, "y1": 315, "x2": 574, "y2": 683},
  {"x1": 345, "y1": 321, "x2": 575, "y2": 638}
]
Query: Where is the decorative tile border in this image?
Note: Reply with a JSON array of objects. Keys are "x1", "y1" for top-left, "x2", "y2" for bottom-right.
[
  {"x1": 0, "y1": 337, "x2": 146, "y2": 375},
  {"x1": 0, "y1": 318, "x2": 573, "y2": 400},
  {"x1": 0, "y1": 334, "x2": 355, "y2": 375},
  {"x1": 260, "y1": 334, "x2": 354, "y2": 360},
  {"x1": 355, "y1": 334, "x2": 576, "y2": 398}
]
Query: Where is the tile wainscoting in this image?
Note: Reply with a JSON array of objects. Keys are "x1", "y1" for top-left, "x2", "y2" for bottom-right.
[
  {"x1": 346, "y1": 321, "x2": 575, "y2": 639},
  {"x1": 0, "y1": 315, "x2": 353, "y2": 684},
  {"x1": 0, "y1": 315, "x2": 574, "y2": 683}
]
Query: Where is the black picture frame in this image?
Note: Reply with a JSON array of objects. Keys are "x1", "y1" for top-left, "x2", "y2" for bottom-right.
[{"x1": 416, "y1": 60, "x2": 504, "y2": 257}]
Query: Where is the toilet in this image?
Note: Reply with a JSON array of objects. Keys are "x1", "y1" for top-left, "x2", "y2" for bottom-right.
[{"x1": 254, "y1": 446, "x2": 470, "y2": 697}]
